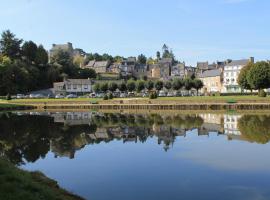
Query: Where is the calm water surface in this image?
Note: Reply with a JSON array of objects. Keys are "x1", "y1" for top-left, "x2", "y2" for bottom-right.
[{"x1": 1, "y1": 111, "x2": 270, "y2": 200}]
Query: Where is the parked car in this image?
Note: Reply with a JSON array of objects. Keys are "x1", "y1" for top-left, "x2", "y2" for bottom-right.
[
  {"x1": 167, "y1": 91, "x2": 174, "y2": 97},
  {"x1": 16, "y1": 94, "x2": 25, "y2": 99},
  {"x1": 89, "y1": 93, "x2": 96, "y2": 98},
  {"x1": 29, "y1": 94, "x2": 36, "y2": 98},
  {"x1": 97, "y1": 93, "x2": 105, "y2": 98},
  {"x1": 35, "y1": 94, "x2": 46, "y2": 99},
  {"x1": 66, "y1": 94, "x2": 78, "y2": 99},
  {"x1": 128, "y1": 92, "x2": 135, "y2": 97},
  {"x1": 47, "y1": 94, "x2": 55, "y2": 99},
  {"x1": 158, "y1": 90, "x2": 167, "y2": 97},
  {"x1": 120, "y1": 92, "x2": 127, "y2": 98},
  {"x1": 173, "y1": 91, "x2": 181, "y2": 97},
  {"x1": 55, "y1": 94, "x2": 65, "y2": 99}
]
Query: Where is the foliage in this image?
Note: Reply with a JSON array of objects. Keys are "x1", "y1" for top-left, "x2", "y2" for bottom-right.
[
  {"x1": 0, "y1": 30, "x2": 22, "y2": 59},
  {"x1": 155, "y1": 80, "x2": 163, "y2": 91},
  {"x1": 258, "y1": 89, "x2": 267, "y2": 97},
  {"x1": 137, "y1": 54, "x2": 147, "y2": 64},
  {"x1": 184, "y1": 78, "x2": 193, "y2": 91},
  {"x1": 6, "y1": 93, "x2": 11, "y2": 100},
  {"x1": 238, "y1": 62, "x2": 253, "y2": 91},
  {"x1": 149, "y1": 91, "x2": 158, "y2": 99},
  {"x1": 76, "y1": 68, "x2": 96, "y2": 79},
  {"x1": 21, "y1": 40, "x2": 38, "y2": 63},
  {"x1": 100, "y1": 83, "x2": 108, "y2": 92},
  {"x1": 118, "y1": 82, "x2": 127, "y2": 92},
  {"x1": 103, "y1": 94, "x2": 109, "y2": 100},
  {"x1": 193, "y1": 79, "x2": 203, "y2": 95},
  {"x1": 108, "y1": 82, "x2": 118, "y2": 92},
  {"x1": 93, "y1": 83, "x2": 101, "y2": 93},
  {"x1": 164, "y1": 81, "x2": 172, "y2": 90},
  {"x1": 108, "y1": 93, "x2": 113, "y2": 99},
  {"x1": 127, "y1": 80, "x2": 136, "y2": 92},
  {"x1": 247, "y1": 61, "x2": 270, "y2": 91},
  {"x1": 136, "y1": 80, "x2": 145, "y2": 92},
  {"x1": 172, "y1": 78, "x2": 183, "y2": 90},
  {"x1": 145, "y1": 80, "x2": 154, "y2": 91}
]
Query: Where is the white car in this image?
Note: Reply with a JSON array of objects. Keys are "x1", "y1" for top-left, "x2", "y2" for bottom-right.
[
  {"x1": 158, "y1": 91, "x2": 167, "y2": 97},
  {"x1": 55, "y1": 94, "x2": 65, "y2": 99}
]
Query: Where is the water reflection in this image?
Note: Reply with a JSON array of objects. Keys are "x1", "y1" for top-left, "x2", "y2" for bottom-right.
[{"x1": 1, "y1": 111, "x2": 270, "y2": 165}]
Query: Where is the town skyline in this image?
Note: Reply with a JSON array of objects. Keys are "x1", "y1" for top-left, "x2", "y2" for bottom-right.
[{"x1": 1, "y1": 0, "x2": 270, "y2": 65}]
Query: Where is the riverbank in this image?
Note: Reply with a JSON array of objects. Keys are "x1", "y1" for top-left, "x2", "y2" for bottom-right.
[
  {"x1": 0, "y1": 103, "x2": 36, "y2": 111},
  {"x1": 0, "y1": 158, "x2": 84, "y2": 200},
  {"x1": 2, "y1": 96, "x2": 270, "y2": 110}
]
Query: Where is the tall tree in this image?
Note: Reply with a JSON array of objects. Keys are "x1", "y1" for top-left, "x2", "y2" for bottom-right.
[
  {"x1": 172, "y1": 78, "x2": 183, "y2": 90},
  {"x1": 35, "y1": 45, "x2": 48, "y2": 66},
  {"x1": 137, "y1": 54, "x2": 147, "y2": 64},
  {"x1": 0, "y1": 30, "x2": 22, "y2": 59},
  {"x1": 21, "y1": 41, "x2": 37, "y2": 63},
  {"x1": 108, "y1": 82, "x2": 118, "y2": 92},
  {"x1": 156, "y1": 51, "x2": 161, "y2": 60},
  {"x1": 164, "y1": 81, "x2": 172, "y2": 90},
  {"x1": 238, "y1": 62, "x2": 253, "y2": 92},
  {"x1": 145, "y1": 80, "x2": 154, "y2": 91},
  {"x1": 247, "y1": 61, "x2": 270, "y2": 93},
  {"x1": 118, "y1": 82, "x2": 127, "y2": 92},
  {"x1": 193, "y1": 79, "x2": 203, "y2": 95},
  {"x1": 127, "y1": 80, "x2": 136, "y2": 92},
  {"x1": 136, "y1": 80, "x2": 145, "y2": 92},
  {"x1": 155, "y1": 80, "x2": 163, "y2": 91}
]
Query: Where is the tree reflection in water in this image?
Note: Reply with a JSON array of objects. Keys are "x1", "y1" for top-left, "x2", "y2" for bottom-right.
[{"x1": 0, "y1": 112, "x2": 270, "y2": 165}]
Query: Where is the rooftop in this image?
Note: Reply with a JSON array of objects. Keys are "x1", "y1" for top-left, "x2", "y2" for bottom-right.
[{"x1": 199, "y1": 69, "x2": 221, "y2": 78}]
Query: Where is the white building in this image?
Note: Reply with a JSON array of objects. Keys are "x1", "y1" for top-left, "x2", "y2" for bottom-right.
[
  {"x1": 53, "y1": 79, "x2": 92, "y2": 95},
  {"x1": 223, "y1": 114, "x2": 242, "y2": 136},
  {"x1": 222, "y1": 58, "x2": 254, "y2": 93}
]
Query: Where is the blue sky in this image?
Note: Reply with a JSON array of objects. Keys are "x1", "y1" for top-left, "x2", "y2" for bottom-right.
[{"x1": 0, "y1": 0, "x2": 269, "y2": 65}]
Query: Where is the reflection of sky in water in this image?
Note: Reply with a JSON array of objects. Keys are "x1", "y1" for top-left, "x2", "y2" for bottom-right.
[{"x1": 23, "y1": 128, "x2": 270, "y2": 200}]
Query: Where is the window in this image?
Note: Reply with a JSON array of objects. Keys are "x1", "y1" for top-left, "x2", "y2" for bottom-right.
[
  {"x1": 84, "y1": 85, "x2": 88, "y2": 89},
  {"x1": 73, "y1": 84, "x2": 77, "y2": 89},
  {"x1": 67, "y1": 84, "x2": 71, "y2": 90}
]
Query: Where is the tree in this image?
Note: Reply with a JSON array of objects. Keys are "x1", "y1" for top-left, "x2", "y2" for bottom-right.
[
  {"x1": 137, "y1": 54, "x2": 147, "y2": 64},
  {"x1": 21, "y1": 41, "x2": 37, "y2": 63},
  {"x1": 172, "y1": 78, "x2": 183, "y2": 90},
  {"x1": 118, "y1": 82, "x2": 127, "y2": 92},
  {"x1": 50, "y1": 49, "x2": 72, "y2": 66},
  {"x1": 136, "y1": 80, "x2": 145, "y2": 92},
  {"x1": 77, "y1": 68, "x2": 96, "y2": 79},
  {"x1": 145, "y1": 80, "x2": 154, "y2": 91},
  {"x1": 113, "y1": 56, "x2": 123, "y2": 63},
  {"x1": 93, "y1": 83, "x2": 101, "y2": 93},
  {"x1": 155, "y1": 80, "x2": 163, "y2": 91},
  {"x1": 147, "y1": 57, "x2": 156, "y2": 65},
  {"x1": 184, "y1": 78, "x2": 193, "y2": 92},
  {"x1": 35, "y1": 45, "x2": 48, "y2": 66},
  {"x1": 0, "y1": 30, "x2": 22, "y2": 59},
  {"x1": 164, "y1": 81, "x2": 172, "y2": 90},
  {"x1": 193, "y1": 79, "x2": 203, "y2": 95},
  {"x1": 100, "y1": 82, "x2": 108, "y2": 93},
  {"x1": 156, "y1": 51, "x2": 161, "y2": 60},
  {"x1": 238, "y1": 62, "x2": 254, "y2": 92},
  {"x1": 247, "y1": 61, "x2": 270, "y2": 93},
  {"x1": 108, "y1": 82, "x2": 118, "y2": 92},
  {"x1": 127, "y1": 80, "x2": 136, "y2": 92}
]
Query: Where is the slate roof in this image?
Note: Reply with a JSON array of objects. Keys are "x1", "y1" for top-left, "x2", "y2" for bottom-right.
[
  {"x1": 225, "y1": 59, "x2": 249, "y2": 67},
  {"x1": 64, "y1": 79, "x2": 92, "y2": 84},
  {"x1": 199, "y1": 69, "x2": 221, "y2": 78},
  {"x1": 86, "y1": 60, "x2": 110, "y2": 68}
]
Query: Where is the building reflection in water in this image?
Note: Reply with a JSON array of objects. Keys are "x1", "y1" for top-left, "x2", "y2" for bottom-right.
[{"x1": 1, "y1": 111, "x2": 270, "y2": 164}]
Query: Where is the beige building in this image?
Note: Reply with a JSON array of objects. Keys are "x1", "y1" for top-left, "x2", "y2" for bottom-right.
[
  {"x1": 83, "y1": 60, "x2": 110, "y2": 73},
  {"x1": 199, "y1": 69, "x2": 223, "y2": 94}
]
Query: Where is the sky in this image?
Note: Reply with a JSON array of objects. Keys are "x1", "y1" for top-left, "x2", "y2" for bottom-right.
[{"x1": 0, "y1": 0, "x2": 270, "y2": 65}]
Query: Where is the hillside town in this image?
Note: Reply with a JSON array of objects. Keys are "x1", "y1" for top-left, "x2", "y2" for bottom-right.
[{"x1": 50, "y1": 42, "x2": 256, "y2": 96}]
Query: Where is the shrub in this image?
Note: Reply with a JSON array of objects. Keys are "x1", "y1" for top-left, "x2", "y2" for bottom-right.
[
  {"x1": 258, "y1": 90, "x2": 267, "y2": 97},
  {"x1": 108, "y1": 93, "x2": 113, "y2": 99},
  {"x1": 149, "y1": 92, "x2": 158, "y2": 99},
  {"x1": 103, "y1": 94, "x2": 108, "y2": 100},
  {"x1": 227, "y1": 99, "x2": 237, "y2": 104},
  {"x1": 6, "y1": 93, "x2": 11, "y2": 100}
]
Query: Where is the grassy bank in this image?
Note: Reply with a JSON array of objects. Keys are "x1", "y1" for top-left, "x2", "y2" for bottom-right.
[
  {"x1": 0, "y1": 158, "x2": 84, "y2": 200},
  {"x1": 2, "y1": 95, "x2": 270, "y2": 106}
]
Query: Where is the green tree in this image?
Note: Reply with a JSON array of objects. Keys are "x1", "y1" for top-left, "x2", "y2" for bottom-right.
[
  {"x1": 118, "y1": 82, "x2": 127, "y2": 92},
  {"x1": 0, "y1": 30, "x2": 22, "y2": 59},
  {"x1": 108, "y1": 82, "x2": 118, "y2": 92},
  {"x1": 50, "y1": 49, "x2": 72, "y2": 66},
  {"x1": 172, "y1": 78, "x2": 183, "y2": 90},
  {"x1": 184, "y1": 78, "x2": 193, "y2": 92},
  {"x1": 93, "y1": 83, "x2": 101, "y2": 93},
  {"x1": 238, "y1": 62, "x2": 253, "y2": 92},
  {"x1": 155, "y1": 80, "x2": 163, "y2": 91},
  {"x1": 156, "y1": 51, "x2": 161, "y2": 60},
  {"x1": 100, "y1": 83, "x2": 108, "y2": 93},
  {"x1": 137, "y1": 54, "x2": 147, "y2": 64},
  {"x1": 35, "y1": 45, "x2": 48, "y2": 66},
  {"x1": 247, "y1": 61, "x2": 270, "y2": 93},
  {"x1": 77, "y1": 68, "x2": 96, "y2": 79},
  {"x1": 127, "y1": 80, "x2": 136, "y2": 92},
  {"x1": 193, "y1": 79, "x2": 203, "y2": 95},
  {"x1": 21, "y1": 41, "x2": 37, "y2": 63},
  {"x1": 164, "y1": 81, "x2": 172, "y2": 90},
  {"x1": 145, "y1": 80, "x2": 154, "y2": 91},
  {"x1": 136, "y1": 80, "x2": 145, "y2": 92}
]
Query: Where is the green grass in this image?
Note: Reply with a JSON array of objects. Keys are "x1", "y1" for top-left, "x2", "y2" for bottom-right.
[
  {"x1": 0, "y1": 158, "x2": 84, "y2": 200},
  {"x1": 2, "y1": 98, "x2": 102, "y2": 103}
]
